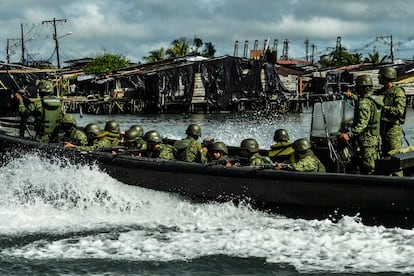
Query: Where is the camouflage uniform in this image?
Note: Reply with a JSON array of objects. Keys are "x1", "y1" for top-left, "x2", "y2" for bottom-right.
[
  {"x1": 349, "y1": 90, "x2": 381, "y2": 174},
  {"x1": 174, "y1": 136, "x2": 208, "y2": 163},
  {"x1": 380, "y1": 85, "x2": 406, "y2": 156},
  {"x1": 64, "y1": 127, "x2": 88, "y2": 146},
  {"x1": 18, "y1": 97, "x2": 63, "y2": 143},
  {"x1": 249, "y1": 152, "x2": 273, "y2": 167},
  {"x1": 268, "y1": 141, "x2": 295, "y2": 164},
  {"x1": 76, "y1": 131, "x2": 113, "y2": 151},
  {"x1": 142, "y1": 144, "x2": 176, "y2": 160},
  {"x1": 287, "y1": 151, "x2": 326, "y2": 172}
]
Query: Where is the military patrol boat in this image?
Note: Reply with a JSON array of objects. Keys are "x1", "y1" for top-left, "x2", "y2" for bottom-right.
[{"x1": 1, "y1": 100, "x2": 414, "y2": 229}]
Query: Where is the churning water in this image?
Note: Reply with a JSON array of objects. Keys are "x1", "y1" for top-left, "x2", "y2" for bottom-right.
[{"x1": 1, "y1": 109, "x2": 414, "y2": 275}]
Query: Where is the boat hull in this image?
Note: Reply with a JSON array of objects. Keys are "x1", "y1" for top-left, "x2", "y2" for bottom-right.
[{"x1": 1, "y1": 132, "x2": 414, "y2": 228}]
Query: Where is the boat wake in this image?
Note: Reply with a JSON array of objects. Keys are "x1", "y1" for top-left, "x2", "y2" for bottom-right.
[{"x1": 1, "y1": 152, "x2": 414, "y2": 273}]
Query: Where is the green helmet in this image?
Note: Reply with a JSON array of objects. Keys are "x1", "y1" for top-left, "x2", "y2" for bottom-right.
[
  {"x1": 379, "y1": 66, "x2": 397, "y2": 81},
  {"x1": 144, "y1": 130, "x2": 162, "y2": 143},
  {"x1": 125, "y1": 129, "x2": 141, "y2": 143},
  {"x1": 185, "y1": 124, "x2": 201, "y2": 137},
  {"x1": 293, "y1": 138, "x2": 312, "y2": 152},
  {"x1": 61, "y1": 114, "x2": 77, "y2": 126},
  {"x1": 240, "y1": 138, "x2": 259, "y2": 153},
  {"x1": 84, "y1": 123, "x2": 102, "y2": 140},
  {"x1": 273, "y1": 129, "x2": 289, "y2": 142},
  {"x1": 210, "y1": 141, "x2": 229, "y2": 155},
  {"x1": 355, "y1": 75, "x2": 373, "y2": 87},
  {"x1": 37, "y1": 80, "x2": 54, "y2": 95},
  {"x1": 104, "y1": 120, "x2": 120, "y2": 134},
  {"x1": 129, "y1": 125, "x2": 144, "y2": 137}
]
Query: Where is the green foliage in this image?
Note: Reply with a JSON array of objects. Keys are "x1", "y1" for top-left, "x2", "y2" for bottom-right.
[
  {"x1": 143, "y1": 35, "x2": 216, "y2": 63},
  {"x1": 143, "y1": 48, "x2": 166, "y2": 63},
  {"x1": 83, "y1": 53, "x2": 129, "y2": 75}
]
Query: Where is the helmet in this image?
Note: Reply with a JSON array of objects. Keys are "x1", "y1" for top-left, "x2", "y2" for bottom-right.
[
  {"x1": 104, "y1": 120, "x2": 120, "y2": 134},
  {"x1": 273, "y1": 129, "x2": 289, "y2": 142},
  {"x1": 61, "y1": 114, "x2": 77, "y2": 126},
  {"x1": 144, "y1": 130, "x2": 162, "y2": 143},
  {"x1": 129, "y1": 125, "x2": 144, "y2": 137},
  {"x1": 379, "y1": 66, "x2": 397, "y2": 81},
  {"x1": 240, "y1": 138, "x2": 259, "y2": 153},
  {"x1": 210, "y1": 141, "x2": 228, "y2": 155},
  {"x1": 355, "y1": 75, "x2": 373, "y2": 87},
  {"x1": 37, "y1": 80, "x2": 54, "y2": 95},
  {"x1": 293, "y1": 138, "x2": 312, "y2": 152},
  {"x1": 185, "y1": 124, "x2": 201, "y2": 137},
  {"x1": 84, "y1": 123, "x2": 101, "y2": 138},
  {"x1": 125, "y1": 129, "x2": 141, "y2": 143}
]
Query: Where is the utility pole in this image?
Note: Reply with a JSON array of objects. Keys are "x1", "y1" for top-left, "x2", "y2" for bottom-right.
[
  {"x1": 42, "y1": 17, "x2": 67, "y2": 68},
  {"x1": 304, "y1": 38, "x2": 309, "y2": 62},
  {"x1": 6, "y1": 38, "x2": 20, "y2": 63},
  {"x1": 21, "y1": 23, "x2": 25, "y2": 64},
  {"x1": 377, "y1": 35, "x2": 396, "y2": 63}
]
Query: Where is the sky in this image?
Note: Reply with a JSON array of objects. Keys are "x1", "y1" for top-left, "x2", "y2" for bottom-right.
[{"x1": 2, "y1": 0, "x2": 414, "y2": 67}]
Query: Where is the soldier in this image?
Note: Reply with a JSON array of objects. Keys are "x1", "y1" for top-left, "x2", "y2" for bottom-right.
[
  {"x1": 378, "y1": 66, "x2": 407, "y2": 157},
  {"x1": 15, "y1": 79, "x2": 63, "y2": 143},
  {"x1": 127, "y1": 124, "x2": 146, "y2": 149},
  {"x1": 268, "y1": 129, "x2": 295, "y2": 164},
  {"x1": 60, "y1": 114, "x2": 88, "y2": 146},
  {"x1": 239, "y1": 138, "x2": 273, "y2": 167},
  {"x1": 174, "y1": 124, "x2": 208, "y2": 163},
  {"x1": 65, "y1": 123, "x2": 112, "y2": 151},
  {"x1": 141, "y1": 130, "x2": 176, "y2": 160},
  {"x1": 208, "y1": 141, "x2": 232, "y2": 167},
  {"x1": 104, "y1": 120, "x2": 122, "y2": 146},
  {"x1": 280, "y1": 138, "x2": 326, "y2": 173},
  {"x1": 340, "y1": 75, "x2": 381, "y2": 174}
]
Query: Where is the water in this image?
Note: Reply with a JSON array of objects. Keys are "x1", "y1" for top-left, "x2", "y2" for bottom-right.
[{"x1": 1, "y1": 108, "x2": 414, "y2": 275}]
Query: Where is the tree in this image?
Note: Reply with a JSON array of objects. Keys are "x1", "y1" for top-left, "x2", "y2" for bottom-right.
[
  {"x1": 363, "y1": 52, "x2": 388, "y2": 64},
  {"x1": 143, "y1": 47, "x2": 166, "y2": 63},
  {"x1": 83, "y1": 53, "x2": 129, "y2": 75},
  {"x1": 166, "y1": 37, "x2": 190, "y2": 58},
  {"x1": 202, "y1": 42, "x2": 216, "y2": 58},
  {"x1": 143, "y1": 36, "x2": 217, "y2": 63},
  {"x1": 193, "y1": 36, "x2": 203, "y2": 54}
]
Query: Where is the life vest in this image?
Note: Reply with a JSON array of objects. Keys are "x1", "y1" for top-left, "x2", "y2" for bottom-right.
[
  {"x1": 368, "y1": 95, "x2": 383, "y2": 136},
  {"x1": 41, "y1": 97, "x2": 62, "y2": 135},
  {"x1": 174, "y1": 138, "x2": 192, "y2": 161}
]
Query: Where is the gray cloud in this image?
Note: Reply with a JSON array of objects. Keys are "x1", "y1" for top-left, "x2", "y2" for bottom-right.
[{"x1": 1, "y1": 0, "x2": 414, "y2": 65}]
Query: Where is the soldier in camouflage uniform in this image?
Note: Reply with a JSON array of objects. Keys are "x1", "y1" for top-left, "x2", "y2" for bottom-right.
[
  {"x1": 127, "y1": 125, "x2": 146, "y2": 149},
  {"x1": 174, "y1": 124, "x2": 208, "y2": 163},
  {"x1": 378, "y1": 66, "x2": 406, "y2": 157},
  {"x1": 340, "y1": 75, "x2": 381, "y2": 174},
  {"x1": 282, "y1": 138, "x2": 326, "y2": 173},
  {"x1": 268, "y1": 129, "x2": 295, "y2": 164},
  {"x1": 65, "y1": 123, "x2": 112, "y2": 151},
  {"x1": 141, "y1": 130, "x2": 176, "y2": 160},
  {"x1": 208, "y1": 141, "x2": 232, "y2": 167},
  {"x1": 15, "y1": 79, "x2": 63, "y2": 143},
  {"x1": 60, "y1": 114, "x2": 88, "y2": 146},
  {"x1": 104, "y1": 120, "x2": 122, "y2": 147},
  {"x1": 239, "y1": 138, "x2": 273, "y2": 167}
]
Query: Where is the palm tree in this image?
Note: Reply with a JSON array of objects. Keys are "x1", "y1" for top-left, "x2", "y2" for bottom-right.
[
  {"x1": 166, "y1": 37, "x2": 190, "y2": 58},
  {"x1": 143, "y1": 47, "x2": 165, "y2": 62},
  {"x1": 202, "y1": 42, "x2": 216, "y2": 58},
  {"x1": 193, "y1": 36, "x2": 203, "y2": 54},
  {"x1": 363, "y1": 52, "x2": 388, "y2": 64}
]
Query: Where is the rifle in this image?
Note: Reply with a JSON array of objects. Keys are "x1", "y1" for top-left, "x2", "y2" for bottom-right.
[{"x1": 207, "y1": 155, "x2": 249, "y2": 167}]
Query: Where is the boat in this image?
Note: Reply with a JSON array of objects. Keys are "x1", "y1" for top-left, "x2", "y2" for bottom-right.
[{"x1": 1, "y1": 100, "x2": 414, "y2": 229}]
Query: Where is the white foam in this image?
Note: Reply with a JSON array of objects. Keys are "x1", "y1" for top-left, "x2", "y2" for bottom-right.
[{"x1": 2, "y1": 153, "x2": 414, "y2": 273}]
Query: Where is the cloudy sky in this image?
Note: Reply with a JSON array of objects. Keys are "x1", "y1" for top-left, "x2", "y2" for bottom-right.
[{"x1": 2, "y1": 0, "x2": 414, "y2": 66}]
